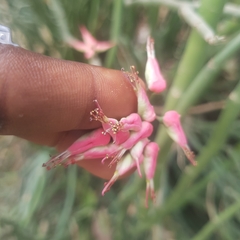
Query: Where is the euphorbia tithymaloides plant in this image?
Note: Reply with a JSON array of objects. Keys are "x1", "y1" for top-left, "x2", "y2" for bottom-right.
[{"x1": 43, "y1": 37, "x2": 196, "y2": 207}]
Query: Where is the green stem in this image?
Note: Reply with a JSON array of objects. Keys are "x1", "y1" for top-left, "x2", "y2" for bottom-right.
[
  {"x1": 125, "y1": 0, "x2": 240, "y2": 18},
  {"x1": 179, "y1": 5, "x2": 224, "y2": 44},
  {"x1": 177, "y1": 32, "x2": 240, "y2": 115},
  {"x1": 88, "y1": 0, "x2": 100, "y2": 33},
  {"x1": 192, "y1": 199, "x2": 240, "y2": 240},
  {"x1": 104, "y1": 0, "x2": 123, "y2": 67},
  {"x1": 124, "y1": 0, "x2": 199, "y2": 10},
  {"x1": 164, "y1": 0, "x2": 226, "y2": 111},
  {"x1": 53, "y1": 166, "x2": 77, "y2": 240},
  {"x1": 17, "y1": 152, "x2": 48, "y2": 227},
  {"x1": 49, "y1": 0, "x2": 74, "y2": 42}
]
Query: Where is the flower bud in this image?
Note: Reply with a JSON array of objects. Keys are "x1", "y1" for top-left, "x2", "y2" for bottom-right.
[
  {"x1": 163, "y1": 111, "x2": 197, "y2": 166},
  {"x1": 102, "y1": 153, "x2": 141, "y2": 196},
  {"x1": 143, "y1": 142, "x2": 159, "y2": 207},
  {"x1": 145, "y1": 37, "x2": 166, "y2": 93},
  {"x1": 42, "y1": 128, "x2": 110, "y2": 170},
  {"x1": 123, "y1": 66, "x2": 156, "y2": 122}
]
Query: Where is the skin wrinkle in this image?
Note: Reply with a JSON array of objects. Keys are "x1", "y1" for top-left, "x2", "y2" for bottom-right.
[
  {"x1": 0, "y1": 61, "x2": 8, "y2": 131},
  {"x1": 52, "y1": 64, "x2": 97, "y2": 151},
  {"x1": 0, "y1": 44, "x2": 139, "y2": 179},
  {"x1": 4, "y1": 47, "x2": 92, "y2": 134},
  {"x1": 0, "y1": 44, "x2": 137, "y2": 141},
  {"x1": 0, "y1": 45, "x2": 13, "y2": 132},
  {"x1": 56, "y1": 71, "x2": 76, "y2": 128},
  {"x1": 78, "y1": 66, "x2": 96, "y2": 129},
  {"x1": 102, "y1": 68, "x2": 135, "y2": 118},
  {"x1": 54, "y1": 129, "x2": 88, "y2": 151}
]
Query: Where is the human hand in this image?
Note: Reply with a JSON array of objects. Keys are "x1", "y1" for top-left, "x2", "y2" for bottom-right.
[{"x1": 0, "y1": 44, "x2": 137, "y2": 179}]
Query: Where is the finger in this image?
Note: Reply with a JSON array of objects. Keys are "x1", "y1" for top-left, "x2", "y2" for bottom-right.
[
  {"x1": 78, "y1": 158, "x2": 117, "y2": 180},
  {"x1": 18, "y1": 129, "x2": 88, "y2": 150},
  {"x1": 77, "y1": 158, "x2": 136, "y2": 180},
  {"x1": 0, "y1": 44, "x2": 137, "y2": 138}
]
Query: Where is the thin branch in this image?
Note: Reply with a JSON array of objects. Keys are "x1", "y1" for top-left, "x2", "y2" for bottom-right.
[
  {"x1": 179, "y1": 5, "x2": 224, "y2": 45},
  {"x1": 154, "y1": 100, "x2": 225, "y2": 116},
  {"x1": 125, "y1": 0, "x2": 240, "y2": 18},
  {"x1": 193, "y1": 199, "x2": 240, "y2": 240},
  {"x1": 48, "y1": 0, "x2": 76, "y2": 43},
  {"x1": 124, "y1": 0, "x2": 197, "y2": 8},
  {"x1": 188, "y1": 100, "x2": 225, "y2": 114}
]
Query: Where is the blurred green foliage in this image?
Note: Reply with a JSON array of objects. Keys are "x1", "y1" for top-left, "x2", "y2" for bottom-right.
[{"x1": 1, "y1": 0, "x2": 240, "y2": 239}]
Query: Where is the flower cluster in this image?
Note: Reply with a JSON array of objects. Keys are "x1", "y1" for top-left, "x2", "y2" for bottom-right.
[{"x1": 43, "y1": 36, "x2": 196, "y2": 207}]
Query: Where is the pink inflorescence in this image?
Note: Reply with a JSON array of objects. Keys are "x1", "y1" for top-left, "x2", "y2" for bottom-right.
[{"x1": 43, "y1": 37, "x2": 196, "y2": 207}]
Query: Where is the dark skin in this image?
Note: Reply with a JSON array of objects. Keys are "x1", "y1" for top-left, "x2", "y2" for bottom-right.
[{"x1": 0, "y1": 44, "x2": 138, "y2": 179}]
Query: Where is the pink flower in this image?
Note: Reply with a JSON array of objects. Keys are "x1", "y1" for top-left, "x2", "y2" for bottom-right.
[
  {"x1": 103, "y1": 121, "x2": 153, "y2": 168},
  {"x1": 62, "y1": 120, "x2": 152, "y2": 174},
  {"x1": 67, "y1": 25, "x2": 114, "y2": 59},
  {"x1": 90, "y1": 100, "x2": 144, "y2": 145},
  {"x1": 119, "y1": 113, "x2": 142, "y2": 132},
  {"x1": 145, "y1": 37, "x2": 166, "y2": 93},
  {"x1": 102, "y1": 153, "x2": 142, "y2": 196},
  {"x1": 123, "y1": 66, "x2": 156, "y2": 122},
  {"x1": 42, "y1": 94, "x2": 160, "y2": 207},
  {"x1": 90, "y1": 100, "x2": 130, "y2": 145},
  {"x1": 101, "y1": 137, "x2": 158, "y2": 199},
  {"x1": 130, "y1": 138, "x2": 150, "y2": 177},
  {"x1": 163, "y1": 111, "x2": 197, "y2": 166},
  {"x1": 42, "y1": 128, "x2": 111, "y2": 170},
  {"x1": 143, "y1": 142, "x2": 159, "y2": 208}
]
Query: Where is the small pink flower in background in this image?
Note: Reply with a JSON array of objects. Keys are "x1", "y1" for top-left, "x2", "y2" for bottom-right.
[
  {"x1": 145, "y1": 37, "x2": 166, "y2": 93},
  {"x1": 123, "y1": 66, "x2": 156, "y2": 122},
  {"x1": 163, "y1": 111, "x2": 197, "y2": 166},
  {"x1": 143, "y1": 142, "x2": 159, "y2": 208},
  {"x1": 67, "y1": 25, "x2": 114, "y2": 59}
]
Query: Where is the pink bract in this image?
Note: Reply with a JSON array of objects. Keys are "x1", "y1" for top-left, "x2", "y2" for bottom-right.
[
  {"x1": 42, "y1": 128, "x2": 111, "y2": 170},
  {"x1": 143, "y1": 142, "x2": 159, "y2": 208},
  {"x1": 163, "y1": 111, "x2": 197, "y2": 166},
  {"x1": 145, "y1": 37, "x2": 166, "y2": 93},
  {"x1": 73, "y1": 143, "x2": 120, "y2": 162},
  {"x1": 130, "y1": 138, "x2": 150, "y2": 177},
  {"x1": 123, "y1": 66, "x2": 156, "y2": 122},
  {"x1": 119, "y1": 113, "x2": 142, "y2": 132},
  {"x1": 90, "y1": 99, "x2": 130, "y2": 145},
  {"x1": 102, "y1": 121, "x2": 153, "y2": 168},
  {"x1": 102, "y1": 153, "x2": 144, "y2": 196}
]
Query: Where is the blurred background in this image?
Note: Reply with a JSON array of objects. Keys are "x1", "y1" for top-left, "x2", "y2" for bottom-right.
[{"x1": 1, "y1": 0, "x2": 240, "y2": 239}]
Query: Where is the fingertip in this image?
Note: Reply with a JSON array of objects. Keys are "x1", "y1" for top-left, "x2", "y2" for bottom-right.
[
  {"x1": 0, "y1": 45, "x2": 138, "y2": 139},
  {"x1": 87, "y1": 67, "x2": 138, "y2": 122},
  {"x1": 77, "y1": 158, "x2": 117, "y2": 180}
]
